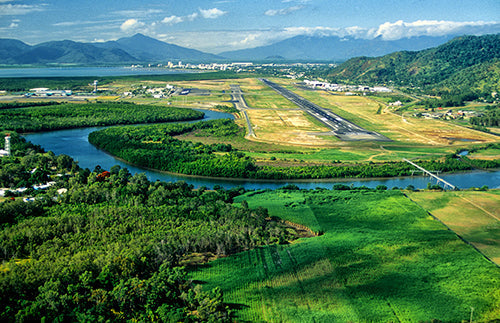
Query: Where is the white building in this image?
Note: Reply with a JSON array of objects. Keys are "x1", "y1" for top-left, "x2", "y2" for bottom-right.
[
  {"x1": 0, "y1": 135, "x2": 11, "y2": 157},
  {"x1": 27, "y1": 88, "x2": 72, "y2": 97}
]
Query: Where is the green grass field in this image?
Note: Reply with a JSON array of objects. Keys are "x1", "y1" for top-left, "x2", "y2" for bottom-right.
[
  {"x1": 190, "y1": 189, "x2": 500, "y2": 322},
  {"x1": 245, "y1": 143, "x2": 454, "y2": 164},
  {"x1": 408, "y1": 190, "x2": 500, "y2": 265}
]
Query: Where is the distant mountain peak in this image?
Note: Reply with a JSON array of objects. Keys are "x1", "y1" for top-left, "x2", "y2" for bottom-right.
[
  {"x1": 0, "y1": 34, "x2": 221, "y2": 65},
  {"x1": 219, "y1": 34, "x2": 457, "y2": 61}
]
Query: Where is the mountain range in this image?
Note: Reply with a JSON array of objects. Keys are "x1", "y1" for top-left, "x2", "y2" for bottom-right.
[
  {"x1": 219, "y1": 35, "x2": 456, "y2": 61},
  {"x1": 0, "y1": 34, "x2": 221, "y2": 65},
  {"x1": 0, "y1": 33, "x2": 465, "y2": 65}
]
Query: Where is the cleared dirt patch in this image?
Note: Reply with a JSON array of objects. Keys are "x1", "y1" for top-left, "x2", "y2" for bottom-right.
[{"x1": 247, "y1": 109, "x2": 332, "y2": 146}]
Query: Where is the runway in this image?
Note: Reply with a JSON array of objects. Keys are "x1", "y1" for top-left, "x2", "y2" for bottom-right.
[
  {"x1": 260, "y1": 78, "x2": 390, "y2": 141},
  {"x1": 230, "y1": 84, "x2": 255, "y2": 138}
]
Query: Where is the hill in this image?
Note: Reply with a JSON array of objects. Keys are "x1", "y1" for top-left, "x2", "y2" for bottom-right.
[
  {"x1": 220, "y1": 35, "x2": 454, "y2": 61},
  {"x1": 0, "y1": 39, "x2": 31, "y2": 63},
  {"x1": 95, "y1": 33, "x2": 222, "y2": 62},
  {"x1": 0, "y1": 34, "x2": 221, "y2": 65},
  {"x1": 327, "y1": 34, "x2": 500, "y2": 92},
  {"x1": 18, "y1": 40, "x2": 137, "y2": 65}
]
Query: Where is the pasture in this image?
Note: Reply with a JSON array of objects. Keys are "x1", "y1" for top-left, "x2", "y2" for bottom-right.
[
  {"x1": 190, "y1": 189, "x2": 500, "y2": 322},
  {"x1": 408, "y1": 190, "x2": 500, "y2": 265}
]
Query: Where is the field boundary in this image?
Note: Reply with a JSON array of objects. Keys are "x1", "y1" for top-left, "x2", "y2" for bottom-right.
[
  {"x1": 453, "y1": 193, "x2": 500, "y2": 221},
  {"x1": 403, "y1": 193, "x2": 500, "y2": 268}
]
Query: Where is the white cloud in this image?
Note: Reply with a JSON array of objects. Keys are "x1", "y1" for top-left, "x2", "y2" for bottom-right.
[
  {"x1": 120, "y1": 19, "x2": 145, "y2": 32},
  {"x1": 237, "y1": 33, "x2": 261, "y2": 46},
  {"x1": 186, "y1": 12, "x2": 199, "y2": 21},
  {"x1": 280, "y1": 20, "x2": 500, "y2": 41},
  {"x1": 114, "y1": 9, "x2": 164, "y2": 18},
  {"x1": 162, "y1": 15, "x2": 184, "y2": 25},
  {"x1": 53, "y1": 19, "x2": 122, "y2": 27},
  {"x1": 199, "y1": 8, "x2": 226, "y2": 19},
  {"x1": 265, "y1": 5, "x2": 304, "y2": 16},
  {"x1": 0, "y1": 4, "x2": 46, "y2": 16},
  {"x1": 200, "y1": 20, "x2": 499, "y2": 52},
  {"x1": 282, "y1": 26, "x2": 342, "y2": 37},
  {"x1": 9, "y1": 22, "x2": 18, "y2": 28},
  {"x1": 161, "y1": 8, "x2": 223, "y2": 26},
  {"x1": 369, "y1": 20, "x2": 500, "y2": 40}
]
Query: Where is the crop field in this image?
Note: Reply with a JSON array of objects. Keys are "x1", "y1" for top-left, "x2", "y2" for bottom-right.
[
  {"x1": 190, "y1": 189, "x2": 500, "y2": 322},
  {"x1": 408, "y1": 190, "x2": 500, "y2": 264}
]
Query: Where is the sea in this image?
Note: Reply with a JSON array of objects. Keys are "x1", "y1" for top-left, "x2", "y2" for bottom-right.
[{"x1": 0, "y1": 66, "x2": 193, "y2": 78}]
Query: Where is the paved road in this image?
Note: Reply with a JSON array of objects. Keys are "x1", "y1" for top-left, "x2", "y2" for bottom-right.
[
  {"x1": 260, "y1": 78, "x2": 390, "y2": 142},
  {"x1": 230, "y1": 84, "x2": 255, "y2": 137}
]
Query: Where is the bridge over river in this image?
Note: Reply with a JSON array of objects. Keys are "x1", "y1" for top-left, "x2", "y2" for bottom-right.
[{"x1": 403, "y1": 158, "x2": 457, "y2": 190}]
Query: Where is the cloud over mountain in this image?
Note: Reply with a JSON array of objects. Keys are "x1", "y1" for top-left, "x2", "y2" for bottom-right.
[
  {"x1": 120, "y1": 19, "x2": 145, "y2": 32},
  {"x1": 371, "y1": 20, "x2": 500, "y2": 40}
]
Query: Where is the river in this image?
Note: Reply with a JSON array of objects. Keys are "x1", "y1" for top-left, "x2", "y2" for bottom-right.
[{"x1": 23, "y1": 110, "x2": 500, "y2": 190}]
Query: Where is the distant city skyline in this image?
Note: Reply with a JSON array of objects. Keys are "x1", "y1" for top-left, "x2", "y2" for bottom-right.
[{"x1": 1, "y1": 0, "x2": 499, "y2": 53}]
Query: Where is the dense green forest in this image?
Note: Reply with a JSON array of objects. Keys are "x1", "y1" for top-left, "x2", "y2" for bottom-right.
[
  {"x1": 0, "y1": 101, "x2": 204, "y2": 132},
  {"x1": 327, "y1": 34, "x2": 500, "y2": 95},
  {"x1": 0, "y1": 133, "x2": 293, "y2": 322},
  {"x1": 89, "y1": 119, "x2": 500, "y2": 181},
  {"x1": 470, "y1": 106, "x2": 500, "y2": 127}
]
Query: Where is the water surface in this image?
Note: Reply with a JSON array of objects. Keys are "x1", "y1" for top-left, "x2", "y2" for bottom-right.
[
  {"x1": 0, "y1": 66, "x2": 194, "y2": 78},
  {"x1": 24, "y1": 113, "x2": 500, "y2": 190}
]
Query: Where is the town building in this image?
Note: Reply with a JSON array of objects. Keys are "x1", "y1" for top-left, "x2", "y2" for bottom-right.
[{"x1": 0, "y1": 135, "x2": 11, "y2": 157}]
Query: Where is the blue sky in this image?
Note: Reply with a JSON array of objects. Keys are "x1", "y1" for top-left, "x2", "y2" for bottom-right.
[{"x1": 1, "y1": 0, "x2": 499, "y2": 53}]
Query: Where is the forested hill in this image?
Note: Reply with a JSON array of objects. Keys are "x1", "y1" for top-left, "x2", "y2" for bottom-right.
[
  {"x1": 0, "y1": 34, "x2": 221, "y2": 64},
  {"x1": 327, "y1": 34, "x2": 500, "y2": 93}
]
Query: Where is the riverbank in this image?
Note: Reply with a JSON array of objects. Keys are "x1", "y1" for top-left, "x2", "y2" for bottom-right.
[
  {"x1": 89, "y1": 121, "x2": 500, "y2": 182},
  {"x1": 92, "y1": 148, "x2": 500, "y2": 187},
  {"x1": 24, "y1": 128, "x2": 500, "y2": 190}
]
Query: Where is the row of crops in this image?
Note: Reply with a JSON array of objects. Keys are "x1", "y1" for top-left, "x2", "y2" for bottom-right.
[{"x1": 190, "y1": 189, "x2": 500, "y2": 322}]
